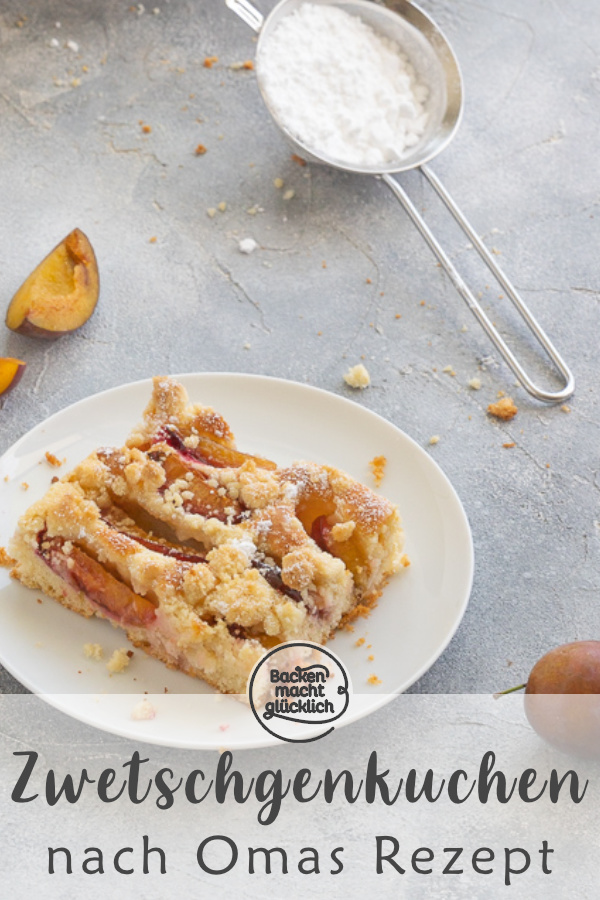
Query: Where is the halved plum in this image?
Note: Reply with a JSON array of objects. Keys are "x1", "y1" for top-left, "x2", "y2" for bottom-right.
[
  {"x1": 0, "y1": 358, "x2": 26, "y2": 398},
  {"x1": 6, "y1": 229, "x2": 99, "y2": 339}
]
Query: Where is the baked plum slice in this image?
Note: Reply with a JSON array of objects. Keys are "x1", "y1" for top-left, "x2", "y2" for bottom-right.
[{"x1": 37, "y1": 532, "x2": 156, "y2": 627}]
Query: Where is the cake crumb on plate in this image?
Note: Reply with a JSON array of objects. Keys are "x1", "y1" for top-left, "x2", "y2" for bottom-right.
[
  {"x1": 107, "y1": 648, "x2": 132, "y2": 674},
  {"x1": 83, "y1": 642, "x2": 103, "y2": 661},
  {"x1": 131, "y1": 698, "x2": 156, "y2": 721},
  {"x1": 369, "y1": 454, "x2": 387, "y2": 486},
  {"x1": 0, "y1": 547, "x2": 14, "y2": 568}
]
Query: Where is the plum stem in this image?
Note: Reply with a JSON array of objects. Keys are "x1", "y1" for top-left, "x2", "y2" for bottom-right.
[{"x1": 493, "y1": 683, "x2": 527, "y2": 699}]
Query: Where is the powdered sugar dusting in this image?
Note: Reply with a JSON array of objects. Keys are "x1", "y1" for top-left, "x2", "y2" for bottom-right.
[
  {"x1": 283, "y1": 482, "x2": 299, "y2": 502},
  {"x1": 259, "y1": 3, "x2": 429, "y2": 167},
  {"x1": 230, "y1": 537, "x2": 257, "y2": 561},
  {"x1": 255, "y1": 519, "x2": 273, "y2": 536}
]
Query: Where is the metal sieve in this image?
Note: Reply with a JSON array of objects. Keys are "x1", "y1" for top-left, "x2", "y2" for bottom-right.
[{"x1": 226, "y1": 0, "x2": 574, "y2": 402}]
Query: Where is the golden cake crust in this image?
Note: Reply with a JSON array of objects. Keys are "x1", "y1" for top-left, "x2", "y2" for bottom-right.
[{"x1": 9, "y1": 376, "x2": 405, "y2": 693}]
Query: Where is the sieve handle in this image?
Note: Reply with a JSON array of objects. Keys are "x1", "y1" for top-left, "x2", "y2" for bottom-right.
[
  {"x1": 225, "y1": 0, "x2": 264, "y2": 32},
  {"x1": 382, "y1": 168, "x2": 575, "y2": 403}
]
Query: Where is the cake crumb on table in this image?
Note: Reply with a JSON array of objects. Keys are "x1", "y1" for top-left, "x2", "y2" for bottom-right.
[
  {"x1": 83, "y1": 642, "x2": 103, "y2": 661},
  {"x1": 487, "y1": 397, "x2": 518, "y2": 420},
  {"x1": 369, "y1": 455, "x2": 387, "y2": 486},
  {"x1": 344, "y1": 363, "x2": 370, "y2": 389},
  {"x1": 355, "y1": 637, "x2": 365, "y2": 648},
  {"x1": 367, "y1": 654, "x2": 374, "y2": 662},
  {"x1": 107, "y1": 648, "x2": 133, "y2": 674},
  {"x1": 367, "y1": 674, "x2": 382, "y2": 686},
  {"x1": 429, "y1": 435, "x2": 440, "y2": 445},
  {"x1": 44, "y1": 451, "x2": 63, "y2": 467},
  {"x1": 468, "y1": 377, "x2": 482, "y2": 390},
  {"x1": 561, "y1": 404, "x2": 571, "y2": 413},
  {"x1": 400, "y1": 554, "x2": 411, "y2": 568},
  {"x1": 503, "y1": 442, "x2": 516, "y2": 449}
]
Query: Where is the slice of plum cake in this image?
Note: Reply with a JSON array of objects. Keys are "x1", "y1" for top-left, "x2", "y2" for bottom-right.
[{"x1": 9, "y1": 377, "x2": 405, "y2": 693}]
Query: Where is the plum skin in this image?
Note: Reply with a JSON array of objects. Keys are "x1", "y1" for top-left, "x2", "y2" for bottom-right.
[{"x1": 524, "y1": 641, "x2": 600, "y2": 759}]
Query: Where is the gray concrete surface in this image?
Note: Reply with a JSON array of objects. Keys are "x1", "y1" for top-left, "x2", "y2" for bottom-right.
[{"x1": 0, "y1": 0, "x2": 599, "y2": 698}]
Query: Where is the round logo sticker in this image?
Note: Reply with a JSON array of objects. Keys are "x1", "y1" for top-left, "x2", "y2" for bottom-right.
[{"x1": 247, "y1": 642, "x2": 351, "y2": 743}]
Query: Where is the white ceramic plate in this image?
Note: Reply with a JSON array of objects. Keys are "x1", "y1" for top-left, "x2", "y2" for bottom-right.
[{"x1": 0, "y1": 374, "x2": 473, "y2": 748}]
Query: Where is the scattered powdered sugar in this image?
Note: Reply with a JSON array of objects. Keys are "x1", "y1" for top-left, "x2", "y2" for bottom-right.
[
  {"x1": 238, "y1": 237, "x2": 258, "y2": 254},
  {"x1": 259, "y1": 3, "x2": 429, "y2": 167},
  {"x1": 254, "y1": 519, "x2": 273, "y2": 536},
  {"x1": 230, "y1": 537, "x2": 257, "y2": 561},
  {"x1": 283, "y1": 482, "x2": 299, "y2": 502}
]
